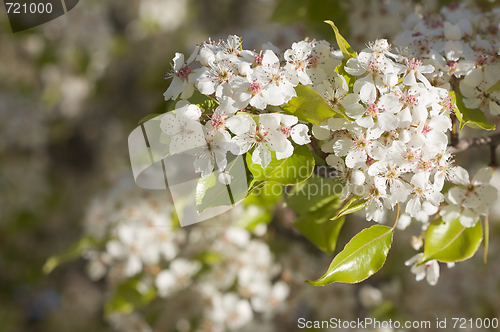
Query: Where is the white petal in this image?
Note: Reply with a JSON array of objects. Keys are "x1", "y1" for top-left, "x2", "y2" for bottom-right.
[
  {"x1": 459, "y1": 209, "x2": 479, "y2": 227},
  {"x1": 449, "y1": 166, "x2": 470, "y2": 185},
  {"x1": 290, "y1": 124, "x2": 311, "y2": 145},
  {"x1": 425, "y1": 261, "x2": 440, "y2": 286},
  {"x1": 345, "y1": 149, "x2": 366, "y2": 169},
  {"x1": 473, "y1": 167, "x2": 493, "y2": 184}
]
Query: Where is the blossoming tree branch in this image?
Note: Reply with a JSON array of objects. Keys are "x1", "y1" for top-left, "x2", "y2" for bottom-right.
[{"x1": 152, "y1": 8, "x2": 500, "y2": 286}]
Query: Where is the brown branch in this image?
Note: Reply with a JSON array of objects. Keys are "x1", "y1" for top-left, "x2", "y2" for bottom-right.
[
  {"x1": 312, "y1": 165, "x2": 340, "y2": 178},
  {"x1": 448, "y1": 132, "x2": 500, "y2": 153},
  {"x1": 310, "y1": 136, "x2": 328, "y2": 161}
]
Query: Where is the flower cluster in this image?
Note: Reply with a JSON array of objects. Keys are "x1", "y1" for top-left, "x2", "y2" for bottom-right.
[
  {"x1": 394, "y1": 4, "x2": 500, "y2": 115},
  {"x1": 157, "y1": 28, "x2": 499, "y2": 287},
  {"x1": 312, "y1": 39, "x2": 453, "y2": 224},
  {"x1": 160, "y1": 36, "x2": 346, "y2": 171}
]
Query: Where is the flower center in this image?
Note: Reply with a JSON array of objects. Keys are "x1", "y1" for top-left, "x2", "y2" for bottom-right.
[
  {"x1": 250, "y1": 82, "x2": 262, "y2": 95},
  {"x1": 386, "y1": 169, "x2": 397, "y2": 179},
  {"x1": 356, "y1": 139, "x2": 368, "y2": 149},
  {"x1": 422, "y1": 123, "x2": 432, "y2": 135},
  {"x1": 177, "y1": 65, "x2": 192, "y2": 79},
  {"x1": 414, "y1": 187, "x2": 424, "y2": 195},
  {"x1": 446, "y1": 60, "x2": 457, "y2": 71},
  {"x1": 307, "y1": 54, "x2": 319, "y2": 68},
  {"x1": 255, "y1": 132, "x2": 265, "y2": 142},
  {"x1": 211, "y1": 115, "x2": 225, "y2": 131},
  {"x1": 366, "y1": 103, "x2": 379, "y2": 117},
  {"x1": 466, "y1": 184, "x2": 476, "y2": 192},
  {"x1": 407, "y1": 58, "x2": 422, "y2": 70},
  {"x1": 218, "y1": 70, "x2": 230, "y2": 82},
  {"x1": 280, "y1": 126, "x2": 292, "y2": 137}
]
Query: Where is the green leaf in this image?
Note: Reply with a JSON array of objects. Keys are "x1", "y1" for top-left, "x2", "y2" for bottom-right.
[
  {"x1": 306, "y1": 225, "x2": 394, "y2": 285},
  {"x1": 282, "y1": 85, "x2": 342, "y2": 125},
  {"x1": 196, "y1": 173, "x2": 217, "y2": 205},
  {"x1": 286, "y1": 176, "x2": 342, "y2": 215},
  {"x1": 453, "y1": 89, "x2": 495, "y2": 131},
  {"x1": 138, "y1": 113, "x2": 163, "y2": 125},
  {"x1": 196, "y1": 155, "x2": 249, "y2": 214},
  {"x1": 295, "y1": 216, "x2": 345, "y2": 255},
  {"x1": 43, "y1": 237, "x2": 98, "y2": 274},
  {"x1": 449, "y1": 91, "x2": 463, "y2": 123},
  {"x1": 419, "y1": 217, "x2": 483, "y2": 265},
  {"x1": 486, "y1": 78, "x2": 500, "y2": 93},
  {"x1": 244, "y1": 182, "x2": 283, "y2": 208},
  {"x1": 324, "y1": 20, "x2": 356, "y2": 59},
  {"x1": 246, "y1": 145, "x2": 315, "y2": 185},
  {"x1": 335, "y1": 60, "x2": 356, "y2": 89},
  {"x1": 288, "y1": 176, "x2": 344, "y2": 254},
  {"x1": 105, "y1": 279, "x2": 157, "y2": 315},
  {"x1": 331, "y1": 196, "x2": 367, "y2": 221}
]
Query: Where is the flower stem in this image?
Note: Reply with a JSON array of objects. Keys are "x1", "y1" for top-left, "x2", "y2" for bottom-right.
[
  {"x1": 392, "y1": 203, "x2": 400, "y2": 229},
  {"x1": 484, "y1": 215, "x2": 489, "y2": 264}
]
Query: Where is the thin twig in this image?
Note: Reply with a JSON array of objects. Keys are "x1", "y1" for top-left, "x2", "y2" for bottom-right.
[
  {"x1": 312, "y1": 165, "x2": 340, "y2": 178},
  {"x1": 448, "y1": 132, "x2": 500, "y2": 154},
  {"x1": 392, "y1": 203, "x2": 400, "y2": 229},
  {"x1": 310, "y1": 136, "x2": 328, "y2": 161},
  {"x1": 484, "y1": 215, "x2": 489, "y2": 264}
]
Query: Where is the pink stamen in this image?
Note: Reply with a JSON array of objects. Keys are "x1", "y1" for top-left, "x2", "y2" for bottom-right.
[
  {"x1": 250, "y1": 82, "x2": 262, "y2": 95},
  {"x1": 254, "y1": 53, "x2": 263, "y2": 66},
  {"x1": 280, "y1": 126, "x2": 292, "y2": 137},
  {"x1": 422, "y1": 123, "x2": 432, "y2": 135},
  {"x1": 407, "y1": 58, "x2": 422, "y2": 70},
  {"x1": 446, "y1": 60, "x2": 457, "y2": 71},
  {"x1": 366, "y1": 103, "x2": 379, "y2": 117},
  {"x1": 177, "y1": 65, "x2": 192, "y2": 79},
  {"x1": 211, "y1": 115, "x2": 225, "y2": 131}
]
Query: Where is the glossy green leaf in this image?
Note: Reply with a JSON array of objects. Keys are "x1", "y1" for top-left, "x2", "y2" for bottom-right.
[
  {"x1": 196, "y1": 155, "x2": 249, "y2": 213},
  {"x1": 43, "y1": 237, "x2": 98, "y2": 274},
  {"x1": 195, "y1": 173, "x2": 217, "y2": 206},
  {"x1": 246, "y1": 145, "x2": 315, "y2": 186},
  {"x1": 486, "y1": 78, "x2": 500, "y2": 93},
  {"x1": 281, "y1": 85, "x2": 342, "y2": 125},
  {"x1": 244, "y1": 182, "x2": 283, "y2": 208},
  {"x1": 239, "y1": 182, "x2": 282, "y2": 231},
  {"x1": 453, "y1": 89, "x2": 495, "y2": 131},
  {"x1": 335, "y1": 60, "x2": 356, "y2": 89},
  {"x1": 324, "y1": 20, "x2": 356, "y2": 59},
  {"x1": 419, "y1": 217, "x2": 483, "y2": 265},
  {"x1": 449, "y1": 91, "x2": 463, "y2": 123},
  {"x1": 331, "y1": 196, "x2": 367, "y2": 221},
  {"x1": 288, "y1": 176, "x2": 344, "y2": 254},
  {"x1": 286, "y1": 176, "x2": 343, "y2": 215},
  {"x1": 295, "y1": 215, "x2": 345, "y2": 255},
  {"x1": 306, "y1": 225, "x2": 394, "y2": 285}
]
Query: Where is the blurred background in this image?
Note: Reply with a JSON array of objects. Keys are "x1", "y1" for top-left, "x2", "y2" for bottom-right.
[{"x1": 0, "y1": 0, "x2": 499, "y2": 331}]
